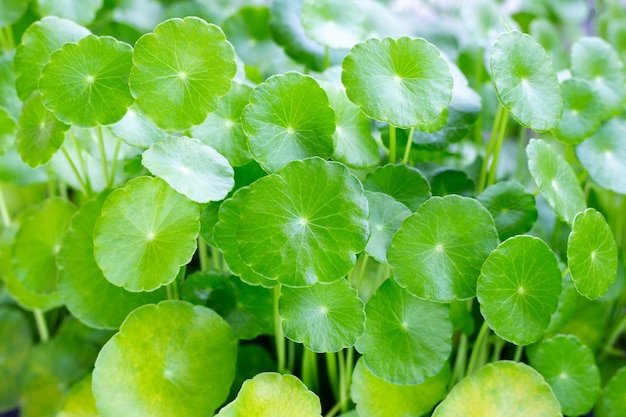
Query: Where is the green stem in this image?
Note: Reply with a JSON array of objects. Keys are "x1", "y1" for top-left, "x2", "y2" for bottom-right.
[
  {"x1": 450, "y1": 332, "x2": 468, "y2": 388},
  {"x1": 274, "y1": 285, "x2": 286, "y2": 373},
  {"x1": 3, "y1": 26, "x2": 14, "y2": 50},
  {"x1": 562, "y1": 266, "x2": 570, "y2": 279},
  {"x1": 210, "y1": 245, "x2": 221, "y2": 271},
  {"x1": 97, "y1": 125, "x2": 110, "y2": 186},
  {"x1": 287, "y1": 339, "x2": 296, "y2": 373},
  {"x1": 355, "y1": 254, "x2": 369, "y2": 293},
  {"x1": 342, "y1": 347, "x2": 354, "y2": 413},
  {"x1": 486, "y1": 108, "x2": 509, "y2": 186},
  {"x1": 512, "y1": 344, "x2": 524, "y2": 362},
  {"x1": 167, "y1": 268, "x2": 183, "y2": 300},
  {"x1": 466, "y1": 320, "x2": 490, "y2": 376},
  {"x1": 389, "y1": 125, "x2": 397, "y2": 163},
  {"x1": 402, "y1": 127, "x2": 415, "y2": 165},
  {"x1": 302, "y1": 348, "x2": 318, "y2": 392},
  {"x1": 0, "y1": 185, "x2": 10, "y2": 227},
  {"x1": 70, "y1": 133, "x2": 93, "y2": 195},
  {"x1": 326, "y1": 352, "x2": 339, "y2": 401},
  {"x1": 33, "y1": 309, "x2": 50, "y2": 343},
  {"x1": 602, "y1": 315, "x2": 626, "y2": 359},
  {"x1": 61, "y1": 146, "x2": 89, "y2": 196},
  {"x1": 491, "y1": 336, "x2": 505, "y2": 362},
  {"x1": 108, "y1": 138, "x2": 122, "y2": 188},
  {"x1": 478, "y1": 104, "x2": 505, "y2": 193},
  {"x1": 324, "y1": 401, "x2": 342, "y2": 417},
  {"x1": 338, "y1": 350, "x2": 346, "y2": 411},
  {"x1": 198, "y1": 237, "x2": 209, "y2": 271}
]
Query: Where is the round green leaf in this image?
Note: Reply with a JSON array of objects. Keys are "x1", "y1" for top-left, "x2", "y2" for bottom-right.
[
  {"x1": 216, "y1": 373, "x2": 322, "y2": 417},
  {"x1": 242, "y1": 72, "x2": 335, "y2": 173},
  {"x1": 17, "y1": 91, "x2": 70, "y2": 167},
  {"x1": 0, "y1": 107, "x2": 17, "y2": 155},
  {"x1": 528, "y1": 335, "x2": 600, "y2": 416},
  {"x1": 364, "y1": 191, "x2": 411, "y2": 263},
  {"x1": 36, "y1": 0, "x2": 103, "y2": 25},
  {"x1": 363, "y1": 164, "x2": 431, "y2": 211},
  {"x1": 141, "y1": 136, "x2": 234, "y2": 204},
  {"x1": 130, "y1": 17, "x2": 236, "y2": 131},
  {"x1": 527, "y1": 138, "x2": 586, "y2": 226},
  {"x1": 57, "y1": 374, "x2": 98, "y2": 417},
  {"x1": 14, "y1": 17, "x2": 91, "y2": 102},
  {"x1": 477, "y1": 235, "x2": 562, "y2": 345},
  {"x1": 567, "y1": 208, "x2": 618, "y2": 299},
  {"x1": 108, "y1": 104, "x2": 167, "y2": 148},
  {"x1": 0, "y1": 307, "x2": 32, "y2": 411},
  {"x1": 190, "y1": 82, "x2": 253, "y2": 167},
  {"x1": 576, "y1": 118, "x2": 626, "y2": 194},
  {"x1": 389, "y1": 195, "x2": 499, "y2": 302},
  {"x1": 356, "y1": 279, "x2": 452, "y2": 385},
  {"x1": 595, "y1": 366, "x2": 626, "y2": 417},
  {"x1": 477, "y1": 181, "x2": 538, "y2": 241},
  {"x1": 302, "y1": 0, "x2": 366, "y2": 49},
  {"x1": 93, "y1": 301, "x2": 237, "y2": 417},
  {"x1": 490, "y1": 31, "x2": 562, "y2": 132},
  {"x1": 553, "y1": 79, "x2": 603, "y2": 145},
  {"x1": 432, "y1": 361, "x2": 561, "y2": 417},
  {"x1": 342, "y1": 37, "x2": 453, "y2": 129},
  {"x1": 351, "y1": 358, "x2": 449, "y2": 417},
  {"x1": 93, "y1": 176, "x2": 200, "y2": 292},
  {"x1": 237, "y1": 158, "x2": 369, "y2": 287},
  {"x1": 571, "y1": 37, "x2": 625, "y2": 117},
  {"x1": 58, "y1": 192, "x2": 166, "y2": 330},
  {"x1": 12, "y1": 198, "x2": 76, "y2": 294},
  {"x1": 39, "y1": 35, "x2": 133, "y2": 127},
  {"x1": 0, "y1": 0, "x2": 28, "y2": 26},
  {"x1": 280, "y1": 278, "x2": 365, "y2": 352}
]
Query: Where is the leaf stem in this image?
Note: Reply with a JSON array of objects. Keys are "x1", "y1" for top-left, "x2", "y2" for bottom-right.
[
  {"x1": 450, "y1": 332, "x2": 468, "y2": 388},
  {"x1": 342, "y1": 347, "x2": 354, "y2": 413},
  {"x1": 198, "y1": 237, "x2": 209, "y2": 271},
  {"x1": 3, "y1": 26, "x2": 14, "y2": 50},
  {"x1": 108, "y1": 137, "x2": 122, "y2": 188},
  {"x1": 486, "y1": 108, "x2": 509, "y2": 186},
  {"x1": 33, "y1": 309, "x2": 50, "y2": 343},
  {"x1": 211, "y1": 245, "x2": 222, "y2": 271},
  {"x1": 61, "y1": 146, "x2": 89, "y2": 196},
  {"x1": 274, "y1": 285, "x2": 286, "y2": 373},
  {"x1": 0, "y1": 185, "x2": 11, "y2": 227},
  {"x1": 338, "y1": 349, "x2": 346, "y2": 410},
  {"x1": 326, "y1": 352, "x2": 339, "y2": 400},
  {"x1": 466, "y1": 320, "x2": 490, "y2": 376},
  {"x1": 512, "y1": 344, "x2": 524, "y2": 362},
  {"x1": 402, "y1": 127, "x2": 415, "y2": 165},
  {"x1": 389, "y1": 125, "x2": 397, "y2": 163},
  {"x1": 601, "y1": 315, "x2": 626, "y2": 360},
  {"x1": 324, "y1": 45, "x2": 330, "y2": 70},
  {"x1": 70, "y1": 132, "x2": 93, "y2": 195},
  {"x1": 324, "y1": 401, "x2": 342, "y2": 417},
  {"x1": 355, "y1": 253, "x2": 369, "y2": 293},
  {"x1": 301, "y1": 348, "x2": 318, "y2": 392},
  {"x1": 97, "y1": 125, "x2": 110, "y2": 186},
  {"x1": 478, "y1": 103, "x2": 505, "y2": 193}
]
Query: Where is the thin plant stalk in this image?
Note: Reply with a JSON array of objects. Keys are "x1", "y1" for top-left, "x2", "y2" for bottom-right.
[
  {"x1": 33, "y1": 309, "x2": 50, "y2": 343},
  {"x1": 389, "y1": 125, "x2": 397, "y2": 163},
  {"x1": 274, "y1": 285, "x2": 286, "y2": 373},
  {"x1": 97, "y1": 125, "x2": 110, "y2": 185},
  {"x1": 486, "y1": 108, "x2": 509, "y2": 186},
  {"x1": 70, "y1": 132, "x2": 93, "y2": 195},
  {"x1": 108, "y1": 138, "x2": 123, "y2": 188},
  {"x1": 326, "y1": 352, "x2": 339, "y2": 401},
  {"x1": 197, "y1": 237, "x2": 209, "y2": 271},
  {"x1": 402, "y1": 127, "x2": 416, "y2": 165},
  {"x1": 512, "y1": 344, "x2": 524, "y2": 362},
  {"x1": 61, "y1": 146, "x2": 89, "y2": 196},
  {"x1": 466, "y1": 320, "x2": 490, "y2": 376},
  {"x1": 0, "y1": 185, "x2": 10, "y2": 227}
]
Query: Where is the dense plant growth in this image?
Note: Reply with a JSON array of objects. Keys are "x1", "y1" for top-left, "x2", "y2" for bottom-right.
[{"x1": 1, "y1": 0, "x2": 625, "y2": 416}]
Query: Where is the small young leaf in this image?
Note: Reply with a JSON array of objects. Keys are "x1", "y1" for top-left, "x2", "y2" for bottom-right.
[
  {"x1": 363, "y1": 164, "x2": 431, "y2": 211},
  {"x1": 364, "y1": 191, "x2": 411, "y2": 263},
  {"x1": 595, "y1": 366, "x2": 626, "y2": 417},
  {"x1": 302, "y1": 0, "x2": 366, "y2": 49},
  {"x1": 242, "y1": 72, "x2": 335, "y2": 173},
  {"x1": 477, "y1": 235, "x2": 562, "y2": 346},
  {"x1": 108, "y1": 104, "x2": 167, "y2": 148},
  {"x1": 280, "y1": 278, "x2": 365, "y2": 352},
  {"x1": 36, "y1": 0, "x2": 103, "y2": 25},
  {"x1": 553, "y1": 79, "x2": 603, "y2": 145},
  {"x1": 567, "y1": 208, "x2": 618, "y2": 299}
]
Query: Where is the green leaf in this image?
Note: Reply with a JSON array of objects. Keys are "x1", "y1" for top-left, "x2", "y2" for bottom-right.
[
  {"x1": 432, "y1": 361, "x2": 561, "y2": 417},
  {"x1": 58, "y1": 192, "x2": 166, "y2": 330},
  {"x1": 242, "y1": 72, "x2": 335, "y2": 173},
  {"x1": 16, "y1": 91, "x2": 70, "y2": 167},
  {"x1": 545, "y1": 272, "x2": 579, "y2": 336},
  {"x1": 570, "y1": 37, "x2": 625, "y2": 117},
  {"x1": 14, "y1": 17, "x2": 90, "y2": 101},
  {"x1": 12, "y1": 198, "x2": 76, "y2": 294},
  {"x1": 141, "y1": 136, "x2": 234, "y2": 204},
  {"x1": 528, "y1": 334, "x2": 600, "y2": 416},
  {"x1": 0, "y1": 307, "x2": 32, "y2": 411},
  {"x1": 36, "y1": 0, "x2": 103, "y2": 25},
  {"x1": 356, "y1": 279, "x2": 452, "y2": 384},
  {"x1": 477, "y1": 181, "x2": 538, "y2": 241},
  {"x1": 553, "y1": 79, "x2": 603, "y2": 145},
  {"x1": 351, "y1": 358, "x2": 449, "y2": 417},
  {"x1": 576, "y1": 118, "x2": 626, "y2": 194},
  {"x1": 0, "y1": 52, "x2": 22, "y2": 120},
  {"x1": 527, "y1": 138, "x2": 586, "y2": 226},
  {"x1": 93, "y1": 301, "x2": 237, "y2": 417},
  {"x1": 57, "y1": 374, "x2": 98, "y2": 417},
  {"x1": 477, "y1": 235, "x2": 562, "y2": 345},
  {"x1": 363, "y1": 164, "x2": 431, "y2": 211},
  {"x1": 595, "y1": 366, "x2": 626, "y2": 417},
  {"x1": 108, "y1": 104, "x2": 167, "y2": 148},
  {"x1": 0, "y1": 107, "x2": 17, "y2": 155},
  {"x1": 364, "y1": 191, "x2": 411, "y2": 263},
  {"x1": 0, "y1": 0, "x2": 28, "y2": 26},
  {"x1": 302, "y1": 0, "x2": 366, "y2": 49},
  {"x1": 280, "y1": 278, "x2": 365, "y2": 352},
  {"x1": 389, "y1": 195, "x2": 499, "y2": 302},
  {"x1": 218, "y1": 373, "x2": 322, "y2": 417},
  {"x1": 190, "y1": 82, "x2": 253, "y2": 167},
  {"x1": 39, "y1": 35, "x2": 133, "y2": 127},
  {"x1": 214, "y1": 188, "x2": 276, "y2": 288},
  {"x1": 490, "y1": 31, "x2": 561, "y2": 132},
  {"x1": 130, "y1": 17, "x2": 236, "y2": 131},
  {"x1": 342, "y1": 37, "x2": 453, "y2": 129},
  {"x1": 237, "y1": 158, "x2": 369, "y2": 287},
  {"x1": 93, "y1": 176, "x2": 200, "y2": 292},
  {"x1": 567, "y1": 208, "x2": 618, "y2": 299}
]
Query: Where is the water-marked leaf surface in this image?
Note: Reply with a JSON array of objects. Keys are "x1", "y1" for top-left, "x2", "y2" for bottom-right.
[
  {"x1": 363, "y1": 164, "x2": 431, "y2": 211},
  {"x1": 527, "y1": 138, "x2": 586, "y2": 225},
  {"x1": 39, "y1": 35, "x2": 133, "y2": 127},
  {"x1": 216, "y1": 373, "x2": 322, "y2": 417},
  {"x1": 94, "y1": 176, "x2": 200, "y2": 292},
  {"x1": 364, "y1": 191, "x2": 411, "y2": 263},
  {"x1": 389, "y1": 195, "x2": 499, "y2": 302},
  {"x1": 280, "y1": 278, "x2": 365, "y2": 352},
  {"x1": 237, "y1": 158, "x2": 369, "y2": 287},
  {"x1": 432, "y1": 361, "x2": 561, "y2": 417},
  {"x1": 356, "y1": 279, "x2": 452, "y2": 384},
  {"x1": 490, "y1": 31, "x2": 561, "y2": 131},
  {"x1": 130, "y1": 17, "x2": 236, "y2": 131},
  {"x1": 342, "y1": 37, "x2": 453, "y2": 128},
  {"x1": 554, "y1": 79, "x2": 603, "y2": 145},
  {"x1": 477, "y1": 235, "x2": 562, "y2": 345},
  {"x1": 567, "y1": 208, "x2": 618, "y2": 299},
  {"x1": 528, "y1": 335, "x2": 600, "y2": 416},
  {"x1": 93, "y1": 301, "x2": 237, "y2": 417},
  {"x1": 242, "y1": 72, "x2": 335, "y2": 173}
]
